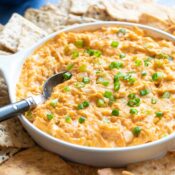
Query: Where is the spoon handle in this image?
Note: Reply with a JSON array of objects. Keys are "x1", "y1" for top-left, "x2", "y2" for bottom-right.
[{"x1": 0, "y1": 97, "x2": 36, "y2": 122}]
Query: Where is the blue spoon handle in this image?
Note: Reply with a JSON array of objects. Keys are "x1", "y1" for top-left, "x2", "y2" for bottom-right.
[{"x1": 0, "y1": 97, "x2": 36, "y2": 121}]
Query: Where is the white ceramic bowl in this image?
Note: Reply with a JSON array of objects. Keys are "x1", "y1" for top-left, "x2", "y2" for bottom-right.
[{"x1": 1, "y1": 22, "x2": 175, "y2": 167}]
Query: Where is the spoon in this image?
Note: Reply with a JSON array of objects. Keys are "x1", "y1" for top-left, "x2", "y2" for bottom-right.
[{"x1": 0, "y1": 71, "x2": 72, "y2": 122}]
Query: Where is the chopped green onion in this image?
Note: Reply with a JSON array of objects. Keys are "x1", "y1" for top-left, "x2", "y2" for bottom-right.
[
  {"x1": 47, "y1": 113, "x2": 54, "y2": 120},
  {"x1": 64, "y1": 86, "x2": 71, "y2": 92},
  {"x1": 152, "y1": 72, "x2": 163, "y2": 81},
  {"x1": 144, "y1": 60, "x2": 150, "y2": 67},
  {"x1": 140, "y1": 89, "x2": 149, "y2": 96},
  {"x1": 151, "y1": 98, "x2": 157, "y2": 104},
  {"x1": 97, "y1": 77, "x2": 109, "y2": 86},
  {"x1": 117, "y1": 28, "x2": 126, "y2": 35},
  {"x1": 82, "y1": 77, "x2": 90, "y2": 84},
  {"x1": 112, "y1": 109, "x2": 119, "y2": 116},
  {"x1": 79, "y1": 64, "x2": 87, "y2": 72},
  {"x1": 162, "y1": 91, "x2": 171, "y2": 98},
  {"x1": 111, "y1": 41, "x2": 119, "y2": 48},
  {"x1": 155, "y1": 112, "x2": 163, "y2": 118},
  {"x1": 86, "y1": 49, "x2": 94, "y2": 56},
  {"x1": 127, "y1": 98, "x2": 140, "y2": 107},
  {"x1": 77, "y1": 104, "x2": 84, "y2": 110},
  {"x1": 141, "y1": 71, "x2": 147, "y2": 76},
  {"x1": 128, "y1": 77, "x2": 136, "y2": 85},
  {"x1": 63, "y1": 72, "x2": 72, "y2": 80},
  {"x1": 132, "y1": 126, "x2": 141, "y2": 136},
  {"x1": 114, "y1": 72, "x2": 124, "y2": 80},
  {"x1": 109, "y1": 61, "x2": 123, "y2": 69},
  {"x1": 65, "y1": 116, "x2": 72, "y2": 123},
  {"x1": 130, "y1": 108, "x2": 138, "y2": 115},
  {"x1": 97, "y1": 98, "x2": 105, "y2": 107},
  {"x1": 157, "y1": 53, "x2": 169, "y2": 59},
  {"x1": 74, "y1": 82, "x2": 85, "y2": 88},
  {"x1": 94, "y1": 50, "x2": 102, "y2": 57},
  {"x1": 135, "y1": 59, "x2": 142, "y2": 66},
  {"x1": 128, "y1": 93, "x2": 136, "y2": 99},
  {"x1": 123, "y1": 74, "x2": 131, "y2": 81},
  {"x1": 119, "y1": 53, "x2": 126, "y2": 59},
  {"x1": 50, "y1": 99, "x2": 58, "y2": 107},
  {"x1": 104, "y1": 91, "x2": 113, "y2": 99},
  {"x1": 114, "y1": 81, "x2": 120, "y2": 91},
  {"x1": 86, "y1": 49, "x2": 102, "y2": 57},
  {"x1": 66, "y1": 63, "x2": 74, "y2": 71},
  {"x1": 122, "y1": 73, "x2": 136, "y2": 84},
  {"x1": 74, "y1": 40, "x2": 84, "y2": 48},
  {"x1": 79, "y1": 116, "x2": 86, "y2": 124},
  {"x1": 72, "y1": 50, "x2": 79, "y2": 59},
  {"x1": 77, "y1": 101, "x2": 89, "y2": 110},
  {"x1": 82, "y1": 101, "x2": 89, "y2": 107}
]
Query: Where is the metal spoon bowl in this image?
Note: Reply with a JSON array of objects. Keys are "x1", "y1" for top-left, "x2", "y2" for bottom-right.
[{"x1": 0, "y1": 71, "x2": 72, "y2": 121}]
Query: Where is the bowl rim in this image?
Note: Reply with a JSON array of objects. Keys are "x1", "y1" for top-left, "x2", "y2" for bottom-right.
[{"x1": 17, "y1": 21, "x2": 175, "y2": 152}]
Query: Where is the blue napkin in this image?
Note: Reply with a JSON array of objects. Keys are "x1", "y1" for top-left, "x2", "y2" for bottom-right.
[{"x1": 0, "y1": 0, "x2": 46, "y2": 24}]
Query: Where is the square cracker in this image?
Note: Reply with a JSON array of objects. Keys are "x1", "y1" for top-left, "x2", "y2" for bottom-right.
[
  {"x1": 0, "y1": 146, "x2": 79, "y2": 175},
  {"x1": 0, "y1": 13, "x2": 47, "y2": 52},
  {"x1": 24, "y1": 7, "x2": 67, "y2": 33}
]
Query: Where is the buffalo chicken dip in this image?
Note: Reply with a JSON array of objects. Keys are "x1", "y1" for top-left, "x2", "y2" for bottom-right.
[{"x1": 16, "y1": 27, "x2": 175, "y2": 147}]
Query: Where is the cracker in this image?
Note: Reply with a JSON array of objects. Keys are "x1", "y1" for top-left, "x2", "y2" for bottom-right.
[
  {"x1": 0, "y1": 13, "x2": 46, "y2": 52},
  {"x1": 66, "y1": 14, "x2": 98, "y2": 25},
  {"x1": 98, "y1": 168, "x2": 128, "y2": 175},
  {"x1": 103, "y1": 0, "x2": 139, "y2": 22},
  {"x1": 85, "y1": 4, "x2": 112, "y2": 21},
  {"x1": 98, "y1": 152, "x2": 175, "y2": 175},
  {"x1": 57, "y1": 0, "x2": 72, "y2": 15},
  {"x1": 24, "y1": 7, "x2": 67, "y2": 33},
  {"x1": 69, "y1": 162, "x2": 98, "y2": 175},
  {"x1": 0, "y1": 71, "x2": 9, "y2": 106},
  {"x1": 139, "y1": 13, "x2": 169, "y2": 31},
  {"x1": 0, "y1": 117, "x2": 35, "y2": 148},
  {"x1": 0, "y1": 147, "x2": 19, "y2": 164},
  {"x1": 0, "y1": 146, "x2": 78, "y2": 175}
]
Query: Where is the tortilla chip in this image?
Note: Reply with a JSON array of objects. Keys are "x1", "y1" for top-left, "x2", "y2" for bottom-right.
[
  {"x1": 0, "y1": 147, "x2": 19, "y2": 164},
  {"x1": 0, "y1": 146, "x2": 78, "y2": 175},
  {"x1": 0, "y1": 13, "x2": 46, "y2": 52},
  {"x1": 69, "y1": 162, "x2": 98, "y2": 175}
]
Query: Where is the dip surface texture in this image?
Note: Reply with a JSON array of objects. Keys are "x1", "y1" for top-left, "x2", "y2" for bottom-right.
[{"x1": 17, "y1": 27, "x2": 175, "y2": 147}]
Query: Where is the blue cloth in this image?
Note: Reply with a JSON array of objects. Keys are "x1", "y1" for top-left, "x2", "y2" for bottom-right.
[{"x1": 0, "y1": 0, "x2": 46, "y2": 24}]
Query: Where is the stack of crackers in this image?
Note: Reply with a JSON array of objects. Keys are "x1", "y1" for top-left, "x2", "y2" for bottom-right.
[{"x1": 0, "y1": 0, "x2": 175, "y2": 174}]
